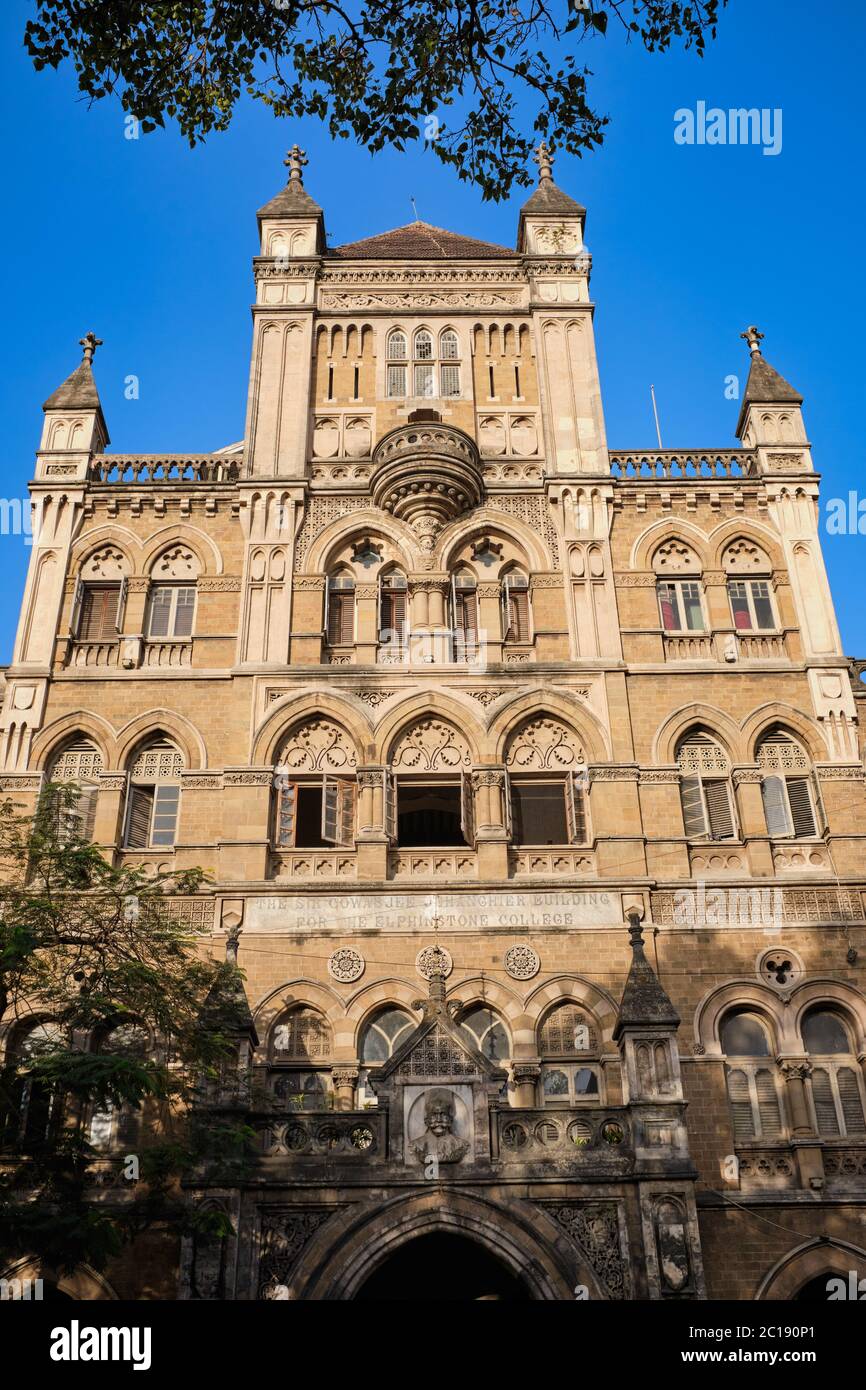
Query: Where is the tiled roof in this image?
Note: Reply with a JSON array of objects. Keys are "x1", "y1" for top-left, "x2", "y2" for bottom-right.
[{"x1": 331, "y1": 221, "x2": 514, "y2": 260}]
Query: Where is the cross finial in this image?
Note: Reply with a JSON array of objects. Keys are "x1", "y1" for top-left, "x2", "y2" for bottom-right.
[
  {"x1": 533, "y1": 141, "x2": 554, "y2": 183},
  {"x1": 283, "y1": 145, "x2": 308, "y2": 186},
  {"x1": 740, "y1": 324, "x2": 765, "y2": 357},
  {"x1": 79, "y1": 331, "x2": 103, "y2": 365}
]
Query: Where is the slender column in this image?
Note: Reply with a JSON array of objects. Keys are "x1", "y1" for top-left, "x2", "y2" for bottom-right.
[
  {"x1": 331, "y1": 1068, "x2": 359, "y2": 1112},
  {"x1": 512, "y1": 1064, "x2": 540, "y2": 1108},
  {"x1": 781, "y1": 1060, "x2": 814, "y2": 1136}
]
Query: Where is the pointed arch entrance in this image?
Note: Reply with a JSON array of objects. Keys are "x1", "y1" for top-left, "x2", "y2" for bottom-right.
[
  {"x1": 355, "y1": 1232, "x2": 530, "y2": 1301},
  {"x1": 290, "y1": 1189, "x2": 602, "y2": 1301}
]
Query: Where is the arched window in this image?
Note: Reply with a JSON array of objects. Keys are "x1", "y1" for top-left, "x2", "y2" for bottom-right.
[
  {"x1": 501, "y1": 569, "x2": 531, "y2": 644},
  {"x1": 147, "y1": 584, "x2": 196, "y2": 640},
  {"x1": 124, "y1": 737, "x2": 184, "y2": 849},
  {"x1": 89, "y1": 1022, "x2": 150, "y2": 1150},
  {"x1": 273, "y1": 719, "x2": 357, "y2": 849},
  {"x1": 720, "y1": 1011, "x2": 783, "y2": 1142},
  {"x1": 757, "y1": 727, "x2": 825, "y2": 840},
  {"x1": 440, "y1": 329, "x2": 459, "y2": 359},
  {"x1": 801, "y1": 1009, "x2": 866, "y2": 1138},
  {"x1": 326, "y1": 571, "x2": 355, "y2": 646},
  {"x1": 379, "y1": 570, "x2": 408, "y2": 656},
  {"x1": 386, "y1": 330, "x2": 407, "y2": 397},
  {"x1": 358, "y1": 1007, "x2": 416, "y2": 1106},
  {"x1": 414, "y1": 329, "x2": 433, "y2": 360},
  {"x1": 451, "y1": 569, "x2": 478, "y2": 662},
  {"x1": 48, "y1": 737, "x2": 103, "y2": 841},
  {"x1": 676, "y1": 731, "x2": 737, "y2": 841},
  {"x1": 438, "y1": 329, "x2": 461, "y2": 397},
  {"x1": 538, "y1": 1003, "x2": 600, "y2": 1106},
  {"x1": 458, "y1": 1006, "x2": 510, "y2": 1064},
  {"x1": 1, "y1": 1021, "x2": 66, "y2": 1151},
  {"x1": 505, "y1": 717, "x2": 589, "y2": 848},
  {"x1": 270, "y1": 1007, "x2": 332, "y2": 1111}
]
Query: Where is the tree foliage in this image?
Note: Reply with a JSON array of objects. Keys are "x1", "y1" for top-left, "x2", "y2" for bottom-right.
[
  {"x1": 0, "y1": 785, "x2": 250, "y2": 1277},
  {"x1": 25, "y1": 0, "x2": 725, "y2": 199}
]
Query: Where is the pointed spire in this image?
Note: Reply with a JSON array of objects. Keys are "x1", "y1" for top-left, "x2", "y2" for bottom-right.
[
  {"x1": 517, "y1": 145, "x2": 586, "y2": 250},
  {"x1": 736, "y1": 325, "x2": 803, "y2": 437},
  {"x1": 43, "y1": 333, "x2": 105, "y2": 413},
  {"x1": 258, "y1": 145, "x2": 323, "y2": 221},
  {"x1": 533, "y1": 141, "x2": 554, "y2": 184},
  {"x1": 613, "y1": 915, "x2": 680, "y2": 1038}
]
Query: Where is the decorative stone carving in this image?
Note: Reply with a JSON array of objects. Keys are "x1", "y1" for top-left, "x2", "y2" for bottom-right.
[
  {"x1": 277, "y1": 719, "x2": 357, "y2": 771},
  {"x1": 544, "y1": 1202, "x2": 627, "y2": 1300},
  {"x1": 197, "y1": 577, "x2": 241, "y2": 591},
  {"x1": 354, "y1": 689, "x2": 398, "y2": 707},
  {"x1": 322, "y1": 290, "x2": 522, "y2": 309},
  {"x1": 488, "y1": 495, "x2": 561, "y2": 566},
  {"x1": 722, "y1": 538, "x2": 770, "y2": 573},
  {"x1": 652, "y1": 540, "x2": 701, "y2": 574},
  {"x1": 397, "y1": 1022, "x2": 478, "y2": 1077},
  {"x1": 653, "y1": 1196, "x2": 693, "y2": 1294},
  {"x1": 153, "y1": 545, "x2": 200, "y2": 579},
  {"x1": 257, "y1": 1209, "x2": 338, "y2": 1299},
  {"x1": 371, "y1": 422, "x2": 483, "y2": 552},
  {"x1": 415, "y1": 944, "x2": 454, "y2": 979},
  {"x1": 504, "y1": 944, "x2": 540, "y2": 980},
  {"x1": 462, "y1": 688, "x2": 510, "y2": 707},
  {"x1": 327, "y1": 947, "x2": 365, "y2": 983},
  {"x1": 506, "y1": 717, "x2": 584, "y2": 770},
  {"x1": 82, "y1": 545, "x2": 127, "y2": 579},
  {"x1": 410, "y1": 1088, "x2": 469, "y2": 1165},
  {"x1": 391, "y1": 719, "x2": 471, "y2": 771}
]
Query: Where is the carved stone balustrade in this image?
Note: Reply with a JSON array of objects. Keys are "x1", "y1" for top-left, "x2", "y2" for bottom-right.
[{"x1": 253, "y1": 1110, "x2": 385, "y2": 1162}]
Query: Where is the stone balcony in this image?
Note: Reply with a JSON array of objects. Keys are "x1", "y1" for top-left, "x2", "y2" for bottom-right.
[
  {"x1": 609, "y1": 450, "x2": 757, "y2": 481},
  {"x1": 496, "y1": 1107, "x2": 634, "y2": 1176},
  {"x1": 253, "y1": 1110, "x2": 385, "y2": 1162}
]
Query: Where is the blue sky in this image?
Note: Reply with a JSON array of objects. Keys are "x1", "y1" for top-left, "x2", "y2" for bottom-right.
[{"x1": 1, "y1": 0, "x2": 864, "y2": 659}]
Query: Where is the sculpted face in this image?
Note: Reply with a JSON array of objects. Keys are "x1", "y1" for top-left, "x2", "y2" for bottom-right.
[{"x1": 424, "y1": 1089, "x2": 455, "y2": 1136}]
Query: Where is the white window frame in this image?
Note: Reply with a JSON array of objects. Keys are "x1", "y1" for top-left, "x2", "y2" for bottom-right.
[
  {"x1": 539, "y1": 1062, "x2": 603, "y2": 1108},
  {"x1": 657, "y1": 578, "x2": 706, "y2": 633},
  {"x1": 727, "y1": 577, "x2": 776, "y2": 633},
  {"x1": 506, "y1": 772, "x2": 589, "y2": 847},
  {"x1": 146, "y1": 583, "x2": 197, "y2": 640}
]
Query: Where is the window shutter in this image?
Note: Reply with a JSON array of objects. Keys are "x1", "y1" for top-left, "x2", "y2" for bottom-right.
[
  {"x1": 726, "y1": 1069, "x2": 756, "y2": 1141},
  {"x1": 393, "y1": 590, "x2": 407, "y2": 643},
  {"x1": 811, "y1": 1067, "x2": 840, "y2": 1136},
  {"x1": 384, "y1": 772, "x2": 397, "y2": 842},
  {"x1": 503, "y1": 768, "x2": 513, "y2": 838},
  {"x1": 75, "y1": 784, "x2": 98, "y2": 842},
  {"x1": 761, "y1": 775, "x2": 792, "y2": 838},
  {"x1": 787, "y1": 777, "x2": 817, "y2": 838},
  {"x1": 339, "y1": 778, "x2": 356, "y2": 847},
  {"x1": 809, "y1": 772, "x2": 827, "y2": 835},
  {"x1": 148, "y1": 587, "x2": 172, "y2": 638},
  {"x1": 704, "y1": 780, "x2": 735, "y2": 840},
  {"x1": 125, "y1": 785, "x2": 154, "y2": 849},
  {"x1": 70, "y1": 576, "x2": 84, "y2": 636},
  {"x1": 115, "y1": 577, "x2": 128, "y2": 632},
  {"x1": 174, "y1": 587, "x2": 196, "y2": 637},
  {"x1": 460, "y1": 770, "x2": 475, "y2": 845},
  {"x1": 837, "y1": 1068, "x2": 866, "y2": 1136},
  {"x1": 566, "y1": 773, "x2": 587, "y2": 844},
  {"x1": 322, "y1": 774, "x2": 339, "y2": 843},
  {"x1": 340, "y1": 592, "x2": 355, "y2": 644},
  {"x1": 512, "y1": 587, "x2": 530, "y2": 642},
  {"x1": 755, "y1": 1068, "x2": 782, "y2": 1138},
  {"x1": 276, "y1": 781, "x2": 297, "y2": 847},
  {"x1": 152, "y1": 785, "x2": 180, "y2": 846},
  {"x1": 680, "y1": 776, "x2": 708, "y2": 838}
]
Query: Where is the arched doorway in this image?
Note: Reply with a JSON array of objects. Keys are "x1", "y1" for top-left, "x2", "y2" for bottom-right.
[
  {"x1": 794, "y1": 1273, "x2": 843, "y2": 1301},
  {"x1": 756, "y1": 1237, "x2": 866, "y2": 1301},
  {"x1": 355, "y1": 1232, "x2": 530, "y2": 1301}
]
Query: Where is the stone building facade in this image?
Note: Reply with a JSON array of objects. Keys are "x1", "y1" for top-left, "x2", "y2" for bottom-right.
[{"x1": 2, "y1": 146, "x2": 865, "y2": 1301}]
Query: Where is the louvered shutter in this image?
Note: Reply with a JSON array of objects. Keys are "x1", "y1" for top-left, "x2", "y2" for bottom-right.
[
  {"x1": 680, "y1": 776, "x2": 708, "y2": 837},
  {"x1": 809, "y1": 772, "x2": 827, "y2": 834},
  {"x1": 761, "y1": 775, "x2": 792, "y2": 837},
  {"x1": 339, "y1": 779, "x2": 356, "y2": 846},
  {"x1": 787, "y1": 777, "x2": 817, "y2": 838},
  {"x1": 276, "y1": 781, "x2": 297, "y2": 847},
  {"x1": 503, "y1": 768, "x2": 513, "y2": 838},
  {"x1": 460, "y1": 770, "x2": 475, "y2": 845},
  {"x1": 566, "y1": 773, "x2": 587, "y2": 844},
  {"x1": 322, "y1": 775, "x2": 355, "y2": 845},
  {"x1": 384, "y1": 772, "x2": 397, "y2": 842},
  {"x1": 326, "y1": 593, "x2": 340, "y2": 644},
  {"x1": 726, "y1": 1069, "x2": 756, "y2": 1141},
  {"x1": 174, "y1": 587, "x2": 196, "y2": 637},
  {"x1": 322, "y1": 774, "x2": 339, "y2": 843},
  {"x1": 115, "y1": 577, "x2": 128, "y2": 632},
  {"x1": 755, "y1": 1068, "x2": 782, "y2": 1138},
  {"x1": 705, "y1": 780, "x2": 735, "y2": 840},
  {"x1": 74, "y1": 784, "x2": 98, "y2": 842},
  {"x1": 125, "y1": 785, "x2": 154, "y2": 849},
  {"x1": 70, "y1": 576, "x2": 84, "y2": 636},
  {"x1": 837, "y1": 1068, "x2": 866, "y2": 1136},
  {"x1": 811, "y1": 1067, "x2": 840, "y2": 1136}
]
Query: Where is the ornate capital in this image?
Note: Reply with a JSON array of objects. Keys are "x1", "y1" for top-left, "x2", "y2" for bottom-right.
[
  {"x1": 732, "y1": 767, "x2": 763, "y2": 785},
  {"x1": 293, "y1": 575, "x2": 327, "y2": 592},
  {"x1": 781, "y1": 1062, "x2": 812, "y2": 1083},
  {"x1": 472, "y1": 769, "x2": 505, "y2": 789},
  {"x1": 511, "y1": 1064, "x2": 542, "y2": 1084},
  {"x1": 331, "y1": 1067, "x2": 360, "y2": 1087}
]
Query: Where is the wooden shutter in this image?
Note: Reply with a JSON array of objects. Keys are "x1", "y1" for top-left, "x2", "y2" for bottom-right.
[
  {"x1": 276, "y1": 781, "x2": 297, "y2": 847},
  {"x1": 566, "y1": 773, "x2": 587, "y2": 844},
  {"x1": 173, "y1": 587, "x2": 196, "y2": 637},
  {"x1": 322, "y1": 775, "x2": 355, "y2": 845},
  {"x1": 148, "y1": 587, "x2": 173, "y2": 638},
  {"x1": 726, "y1": 1069, "x2": 756, "y2": 1141},
  {"x1": 787, "y1": 777, "x2": 817, "y2": 838},
  {"x1": 460, "y1": 770, "x2": 475, "y2": 846},
  {"x1": 152, "y1": 785, "x2": 180, "y2": 846},
  {"x1": 705, "y1": 780, "x2": 735, "y2": 840},
  {"x1": 755, "y1": 1068, "x2": 782, "y2": 1138},
  {"x1": 761, "y1": 775, "x2": 791, "y2": 838},
  {"x1": 115, "y1": 577, "x2": 128, "y2": 632},
  {"x1": 809, "y1": 772, "x2": 827, "y2": 835},
  {"x1": 80, "y1": 584, "x2": 121, "y2": 640},
  {"x1": 680, "y1": 776, "x2": 708, "y2": 838},
  {"x1": 384, "y1": 772, "x2": 397, "y2": 842},
  {"x1": 811, "y1": 1067, "x2": 840, "y2": 1136},
  {"x1": 125, "y1": 785, "x2": 154, "y2": 849},
  {"x1": 503, "y1": 768, "x2": 513, "y2": 838},
  {"x1": 837, "y1": 1068, "x2": 866, "y2": 1136},
  {"x1": 339, "y1": 778, "x2": 356, "y2": 846}
]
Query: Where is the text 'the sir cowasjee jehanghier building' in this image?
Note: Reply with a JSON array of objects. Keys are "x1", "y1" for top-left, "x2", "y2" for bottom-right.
[{"x1": 2, "y1": 146, "x2": 865, "y2": 1302}]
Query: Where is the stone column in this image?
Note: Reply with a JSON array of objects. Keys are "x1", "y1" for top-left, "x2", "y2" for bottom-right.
[
  {"x1": 733, "y1": 768, "x2": 775, "y2": 877},
  {"x1": 512, "y1": 1064, "x2": 540, "y2": 1108},
  {"x1": 331, "y1": 1068, "x2": 359, "y2": 1112},
  {"x1": 781, "y1": 1060, "x2": 813, "y2": 1136},
  {"x1": 474, "y1": 768, "x2": 508, "y2": 878},
  {"x1": 477, "y1": 581, "x2": 502, "y2": 663},
  {"x1": 354, "y1": 582, "x2": 378, "y2": 663}
]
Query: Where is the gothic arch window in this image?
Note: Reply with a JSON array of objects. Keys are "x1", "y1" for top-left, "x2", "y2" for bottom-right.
[
  {"x1": 438, "y1": 328, "x2": 461, "y2": 397},
  {"x1": 719, "y1": 1010, "x2": 783, "y2": 1142},
  {"x1": 123, "y1": 737, "x2": 184, "y2": 849},
  {"x1": 72, "y1": 549, "x2": 129, "y2": 642},
  {"x1": 48, "y1": 737, "x2": 104, "y2": 841},
  {"x1": 505, "y1": 718, "x2": 589, "y2": 847},
  {"x1": 652, "y1": 541, "x2": 705, "y2": 634},
  {"x1": 801, "y1": 1008, "x2": 866, "y2": 1139},
  {"x1": 89, "y1": 1022, "x2": 151, "y2": 1150},
  {"x1": 723, "y1": 540, "x2": 776, "y2": 632},
  {"x1": 756, "y1": 727, "x2": 825, "y2": 840},
  {"x1": 676, "y1": 731, "x2": 737, "y2": 841},
  {"x1": 378, "y1": 568, "x2": 408, "y2": 657},
  {"x1": 501, "y1": 567, "x2": 531, "y2": 645},
  {"x1": 270, "y1": 1007, "x2": 333, "y2": 1111},
  {"x1": 1, "y1": 1021, "x2": 66, "y2": 1151},
  {"x1": 387, "y1": 718, "x2": 473, "y2": 849},
  {"x1": 273, "y1": 719, "x2": 357, "y2": 850},
  {"x1": 386, "y1": 330, "x2": 407, "y2": 397},
  {"x1": 458, "y1": 1006, "x2": 510, "y2": 1064},
  {"x1": 358, "y1": 1006, "x2": 415, "y2": 1106},
  {"x1": 325, "y1": 569, "x2": 355, "y2": 648},
  {"x1": 537, "y1": 1002, "x2": 601, "y2": 1106}
]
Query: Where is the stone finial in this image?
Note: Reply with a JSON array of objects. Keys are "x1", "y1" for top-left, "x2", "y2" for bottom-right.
[
  {"x1": 533, "y1": 141, "x2": 554, "y2": 184},
  {"x1": 740, "y1": 324, "x2": 765, "y2": 357},
  {"x1": 225, "y1": 925, "x2": 242, "y2": 965},
  {"x1": 283, "y1": 145, "x2": 308, "y2": 186},
  {"x1": 79, "y1": 331, "x2": 103, "y2": 365}
]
